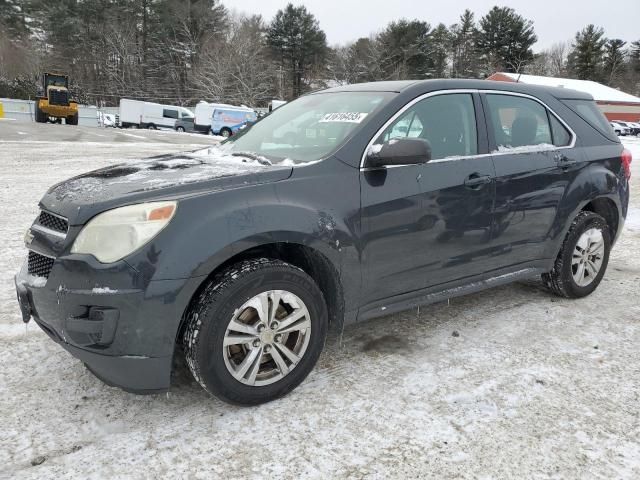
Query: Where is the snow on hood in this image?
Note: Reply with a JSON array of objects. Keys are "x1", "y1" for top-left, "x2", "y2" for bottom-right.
[
  {"x1": 47, "y1": 147, "x2": 285, "y2": 203},
  {"x1": 42, "y1": 147, "x2": 293, "y2": 224}
]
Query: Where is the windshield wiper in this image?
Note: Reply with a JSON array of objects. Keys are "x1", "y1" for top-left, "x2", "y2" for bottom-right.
[{"x1": 231, "y1": 151, "x2": 272, "y2": 166}]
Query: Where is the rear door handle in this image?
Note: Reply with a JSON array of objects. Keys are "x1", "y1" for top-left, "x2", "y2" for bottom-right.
[{"x1": 464, "y1": 173, "x2": 492, "y2": 189}]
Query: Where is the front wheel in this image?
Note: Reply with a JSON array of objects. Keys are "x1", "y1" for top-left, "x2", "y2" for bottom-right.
[
  {"x1": 176, "y1": 126, "x2": 185, "y2": 132},
  {"x1": 220, "y1": 127, "x2": 232, "y2": 138},
  {"x1": 543, "y1": 211, "x2": 611, "y2": 298},
  {"x1": 183, "y1": 258, "x2": 328, "y2": 405},
  {"x1": 35, "y1": 102, "x2": 47, "y2": 123}
]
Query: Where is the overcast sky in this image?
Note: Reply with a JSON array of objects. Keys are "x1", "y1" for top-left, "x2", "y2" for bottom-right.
[{"x1": 222, "y1": 0, "x2": 640, "y2": 51}]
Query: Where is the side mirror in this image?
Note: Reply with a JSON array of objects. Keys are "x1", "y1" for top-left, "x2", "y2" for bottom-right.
[{"x1": 366, "y1": 138, "x2": 432, "y2": 168}]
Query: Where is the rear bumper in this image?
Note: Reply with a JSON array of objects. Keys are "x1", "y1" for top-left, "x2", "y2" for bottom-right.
[{"x1": 15, "y1": 259, "x2": 205, "y2": 394}]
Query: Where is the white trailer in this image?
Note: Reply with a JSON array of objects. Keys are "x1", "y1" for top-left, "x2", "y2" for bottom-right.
[{"x1": 119, "y1": 99, "x2": 193, "y2": 130}]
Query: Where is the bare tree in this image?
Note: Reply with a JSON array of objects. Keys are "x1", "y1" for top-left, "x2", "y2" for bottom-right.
[
  {"x1": 548, "y1": 42, "x2": 569, "y2": 76},
  {"x1": 192, "y1": 15, "x2": 274, "y2": 106}
]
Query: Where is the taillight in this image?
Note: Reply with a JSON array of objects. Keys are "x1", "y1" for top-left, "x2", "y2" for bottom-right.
[{"x1": 622, "y1": 148, "x2": 632, "y2": 180}]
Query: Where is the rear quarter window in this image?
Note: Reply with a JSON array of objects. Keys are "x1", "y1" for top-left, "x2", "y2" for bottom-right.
[{"x1": 562, "y1": 99, "x2": 618, "y2": 142}]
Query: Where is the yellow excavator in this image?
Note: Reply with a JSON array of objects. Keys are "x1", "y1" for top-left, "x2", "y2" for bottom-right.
[{"x1": 35, "y1": 73, "x2": 79, "y2": 125}]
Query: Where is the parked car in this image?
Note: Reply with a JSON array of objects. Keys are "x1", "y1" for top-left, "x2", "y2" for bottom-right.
[
  {"x1": 97, "y1": 112, "x2": 117, "y2": 128},
  {"x1": 174, "y1": 116, "x2": 196, "y2": 133},
  {"x1": 119, "y1": 99, "x2": 194, "y2": 130},
  {"x1": 15, "y1": 80, "x2": 631, "y2": 405},
  {"x1": 610, "y1": 121, "x2": 630, "y2": 136},
  {"x1": 211, "y1": 106, "x2": 257, "y2": 137},
  {"x1": 612, "y1": 120, "x2": 640, "y2": 136}
]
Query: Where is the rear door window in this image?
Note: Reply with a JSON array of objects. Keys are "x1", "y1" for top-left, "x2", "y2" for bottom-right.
[
  {"x1": 549, "y1": 114, "x2": 572, "y2": 147},
  {"x1": 486, "y1": 94, "x2": 553, "y2": 150}
]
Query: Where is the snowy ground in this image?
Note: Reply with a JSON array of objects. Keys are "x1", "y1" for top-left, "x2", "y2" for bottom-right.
[{"x1": 1, "y1": 133, "x2": 639, "y2": 479}]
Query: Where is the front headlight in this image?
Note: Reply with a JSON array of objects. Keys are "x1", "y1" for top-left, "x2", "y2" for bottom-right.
[{"x1": 71, "y1": 201, "x2": 177, "y2": 263}]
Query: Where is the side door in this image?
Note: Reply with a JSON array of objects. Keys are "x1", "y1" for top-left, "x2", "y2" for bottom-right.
[
  {"x1": 360, "y1": 92, "x2": 496, "y2": 305},
  {"x1": 162, "y1": 108, "x2": 179, "y2": 128},
  {"x1": 482, "y1": 92, "x2": 580, "y2": 267}
]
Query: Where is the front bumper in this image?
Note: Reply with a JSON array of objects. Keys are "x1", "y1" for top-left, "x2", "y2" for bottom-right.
[{"x1": 15, "y1": 259, "x2": 204, "y2": 394}]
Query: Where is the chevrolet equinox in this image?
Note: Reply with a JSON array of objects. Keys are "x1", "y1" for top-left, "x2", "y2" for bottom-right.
[{"x1": 15, "y1": 80, "x2": 632, "y2": 405}]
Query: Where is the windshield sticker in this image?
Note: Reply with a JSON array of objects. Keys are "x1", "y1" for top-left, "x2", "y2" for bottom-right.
[{"x1": 319, "y1": 112, "x2": 368, "y2": 123}]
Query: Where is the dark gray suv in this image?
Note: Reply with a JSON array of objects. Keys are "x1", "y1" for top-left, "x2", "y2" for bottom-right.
[{"x1": 15, "y1": 80, "x2": 632, "y2": 405}]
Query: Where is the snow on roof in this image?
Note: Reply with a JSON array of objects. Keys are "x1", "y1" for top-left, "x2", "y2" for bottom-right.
[{"x1": 495, "y1": 73, "x2": 640, "y2": 104}]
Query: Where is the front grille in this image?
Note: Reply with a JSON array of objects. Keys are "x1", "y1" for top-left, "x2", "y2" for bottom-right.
[
  {"x1": 49, "y1": 89, "x2": 69, "y2": 106},
  {"x1": 37, "y1": 211, "x2": 68, "y2": 234},
  {"x1": 28, "y1": 251, "x2": 55, "y2": 278}
]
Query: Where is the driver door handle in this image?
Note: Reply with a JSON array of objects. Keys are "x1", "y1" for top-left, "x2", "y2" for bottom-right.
[{"x1": 464, "y1": 173, "x2": 492, "y2": 189}]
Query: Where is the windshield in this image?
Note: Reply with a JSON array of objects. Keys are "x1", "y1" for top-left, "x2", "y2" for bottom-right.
[
  {"x1": 45, "y1": 75, "x2": 67, "y2": 88},
  {"x1": 219, "y1": 92, "x2": 393, "y2": 163}
]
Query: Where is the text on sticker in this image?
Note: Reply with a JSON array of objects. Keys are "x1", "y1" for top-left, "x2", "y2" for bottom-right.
[{"x1": 319, "y1": 112, "x2": 368, "y2": 123}]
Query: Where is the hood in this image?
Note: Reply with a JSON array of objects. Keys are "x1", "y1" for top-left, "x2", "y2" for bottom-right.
[{"x1": 41, "y1": 147, "x2": 292, "y2": 225}]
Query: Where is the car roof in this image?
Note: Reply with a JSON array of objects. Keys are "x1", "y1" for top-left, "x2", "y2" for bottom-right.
[{"x1": 318, "y1": 78, "x2": 593, "y2": 101}]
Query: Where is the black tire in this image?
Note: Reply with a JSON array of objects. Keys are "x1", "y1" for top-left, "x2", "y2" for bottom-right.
[
  {"x1": 183, "y1": 258, "x2": 328, "y2": 405},
  {"x1": 147, "y1": 124, "x2": 156, "y2": 130},
  {"x1": 542, "y1": 211, "x2": 611, "y2": 298},
  {"x1": 220, "y1": 127, "x2": 232, "y2": 138},
  {"x1": 35, "y1": 102, "x2": 47, "y2": 123},
  {"x1": 176, "y1": 126, "x2": 185, "y2": 132},
  {"x1": 66, "y1": 113, "x2": 78, "y2": 125}
]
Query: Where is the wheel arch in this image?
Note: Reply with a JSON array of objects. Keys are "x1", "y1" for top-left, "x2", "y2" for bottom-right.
[
  {"x1": 545, "y1": 193, "x2": 623, "y2": 265},
  {"x1": 175, "y1": 240, "x2": 345, "y2": 345},
  {"x1": 581, "y1": 197, "x2": 619, "y2": 242}
]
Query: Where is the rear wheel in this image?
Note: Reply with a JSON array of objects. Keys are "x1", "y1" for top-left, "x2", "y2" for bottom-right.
[
  {"x1": 543, "y1": 211, "x2": 611, "y2": 298},
  {"x1": 66, "y1": 113, "x2": 78, "y2": 125},
  {"x1": 183, "y1": 258, "x2": 328, "y2": 405},
  {"x1": 176, "y1": 126, "x2": 185, "y2": 132},
  {"x1": 147, "y1": 124, "x2": 156, "y2": 130},
  {"x1": 220, "y1": 127, "x2": 232, "y2": 138}
]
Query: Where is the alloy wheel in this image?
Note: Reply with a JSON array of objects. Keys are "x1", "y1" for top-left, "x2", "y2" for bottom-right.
[
  {"x1": 572, "y1": 228, "x2": 605, "y2": 287},
  {"x1": 222, "y1": 290, "x2": 311, "y2": 386}
]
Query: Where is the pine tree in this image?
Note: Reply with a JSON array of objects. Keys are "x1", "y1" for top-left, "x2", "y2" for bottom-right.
[
  {"x1": 155, "y1": 0, "x2": 228, "y2": 103},
  {"x1": 450, "y1": 9, "x2": 479, "y2": 78},
  {"x1": 567, "y1": 25, "x2": 607, "y2": 81},
  {"x1": 476, "y1": 6, "x2": 537, "y2": 74},
  {"x1": 377, "y1": 19, "x2": 432, "y2": 80},
  {"x1": 603, "y1": 39, "x2": 627, "y2": 87},
  {"x1": 0, "y1": 0, "x2": 29, "y2": 39},
  {"x1": 629, "y1": 41, "x2": 640, "y2": 73},
  {"x1": 429, "y1": 23, "x2": 451, "y2": 79},
  {"x1": 267, "y1": 3, "x2": 327, "y2": 99}
]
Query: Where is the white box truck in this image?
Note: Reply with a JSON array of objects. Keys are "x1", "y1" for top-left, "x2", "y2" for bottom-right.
[{"x1": 119, "y1": 99, "x2": 194, "y2": 130}]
